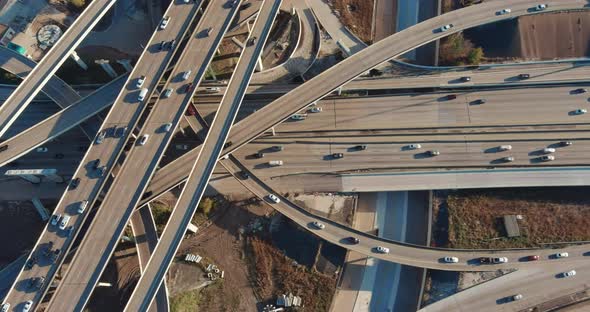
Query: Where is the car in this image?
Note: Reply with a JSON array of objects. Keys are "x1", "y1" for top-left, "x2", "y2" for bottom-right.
[
  {"x1": 354, "y1": 145, "x2": 367, "y2": 151},
  {"x1": 27, "y1": 278, "x2": 36, "y2": 290},
  {"x1": 555, "y1": 252, "x2": 569, "y2": 258},
  {"x1": 447, "y1": 94, "x2": 457, "y2": 100},
  {"x1": 574, "y1": 88, "x2": 587, "y2": 94},
  {"x1": 50, "y1": 214, "x2": 61, "y2": 226},
  {"x1": 182, "y1": 70, "x2": 192, "y2": 80},
  {"x1": 36, "y1": 146, "x2": 48, "y2": 152},
  {"x1": 499, "y1": 8, "x2": 512, "y2": 15},
  {"x1": 0, "y1": 144, "x2": 7, "y2": 152},
  {"x1": 573, "y1": 108, "x2": 587, "y2": 115},
  {"x1": 347, "y1": 237, "x2": 360, "y2": 244},
  {"x1": 139, "y1": 134, "x2": 150, "y2": 146},
  {"x1": 268, "y1": 194, "x2": 280, "y2": 203},
  {"x1": 512, "y1": 294, "x2": 523, "y2": 301},
  {"x1": 163, "y1": 88, "x2": 173, "y2": 98},
  {"x1": 444, "y1": 256, "x2": 459, "y2": 263},
  {"x1": 22, "y1": 301, "x2": 32, "y2": 312},
  {"x1": 309, "y1": 106, "x2": 323, "y2": 113},
  {"x1": 478, "y1": 257, "x2": 493, "y2": 264},
  {"x1": 290, "y1": 114, "x2": 305, "y2": 121},
  {"x1": 65, "y1": 226, "x2": 74, "y2": 237},
  {"x1": 272, "y1": 145, "x2": 283, "y2": 151},
  {"x1": 115, "y1": 126, "x2": 128, "y2": 138},
  {"x1": 186, "y1": 104, "x2": 197, "y2": 116},
  {"x1": 408, "y1": 144, "x2": 422, "y2": 150},
  {"x1": 50, "y1": 248, "x2": 60, "y2": 263},
  {"x1": 1, "y1": 303, "x2": 9, "y2": 312},
  {"x1": 559, "y1": 141, "x2": 573, "y2": 147},
  {"x1": 332, "y1": 153, "x2": 344, "y2": 159},
  {"x1": 268, "y1": 160, "x2": 284, "y2": 167},
  {"x1": 472, "y1": 99, "x2": 486, "y2": 105},
  {"x1": 176, "y1": 144, "x2": 189, "y2": 150},
  {"x1": 163, "y1": 123, "x2": 172, "y2": 132},
  {"x1": 239, "y1": 171, "x2": 249, "y2": 180},
  {"x1": 500, "y1": 156, "x2": 514, "y2": 162},
  {"x1": 24, "y1": 257, "x2": 36, "y2": 270},
  {"x1": 44, "y1": 241, "x2": 54, "y2": 257},
  {"x1": 169, "y1": 39, "x2": 176, "y2": 49},
  {"x1": 70, "y1": 177, "x2": 80, "y2": 190},
  {"x1": 95, "y1": 130, "x2": 106, "y2": 144},
  {"x1": 158, "y1": 40, "x2": 166, "y2": 50},
  {"x1": 518, "y1": 73, "x2": 530, "y2": 79},
  {"x1": 247, "y1": 36, "x2": 257, "y2": 46},
  {"x1": 136, "y1": 75, "x2": 146, "y2": 88},
  {"x1": 205, "y1": 87, "x2": 221, "y2": 93},
  {"x1": 160, "y1": 16, "x2": 170, "y2": 29},
  {"x1": 542, "y1": 147, "x2": 556, "y2": 154},
  {"x1": 440, "y1": 24, "x2": 453, "y2": 32},
  {"x1": 562, "y1": 270, "x2": 576, "y2": 277},
  {"x1": 312, "y1": 221, "x2": 325, "y2": 229},
  {"x1": 427, "y1": 150, "x2": 440, "y2": 157},
  {"x1": 97, "y1": 166, "x2": 106, "y2": 177},
  {"x1": 223, "y1": 142, "x2": 233, "y2": 149},
  {"x1": 77, "y1": 200, "x2": 89, "y2": 214},
  {"x1": 493, "y1": 257, "x2": 508, "y2": 264},
  {"x1": 59, "y1": 215, "x2": 70, "y2": 230},
  {"x1": 460, "y1": 76, "x2": 471, "y2": 82},
  {"x1": 527, "y1": 255, "x2": 540, "y2": 261},
  {"x1": 34, "y1": 276, "x2": 45, "y2": 290},
  {"x1": 540, "y1": 155, "x2": 555, "y2": 162},
  {"x1": 240, "y1": 2, "x2": 252, "y2": 10},
  {"x1": 535, "y1": 4, "x2": 547, "y2": 11},
  {"x1": 498, "y1": 145, "x2": 512, "y2": 151},
  {"x1": 91, "y1": 158, "x2": 100, "y2": 170},
  {"x1": 205, "y1": 27, "x2": 213, "y2": 37},
  {"x1": 185, "y1": 82, "x2": 194, "y2": 93},
  {"x1": 376, "y1": 246, "x2": 390, "y2": 254},
  {"x1": 255, "y1": 152, "x2": 265, "y2": 158},
  {"x1": 54, "y1": 153, "x2": 65, "y2": 159}
]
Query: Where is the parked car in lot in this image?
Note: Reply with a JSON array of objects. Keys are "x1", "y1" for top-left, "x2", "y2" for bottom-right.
[
  {"x1": 247, "y1": 36, "x2": 257, "y2": 46},
  {"x1": 562, "y1": 270, "x2": 576, "y2": 278},
  {"x1": 478, "y1": 257, "x2": 493, "y2": 264},
  {"x1": 472, "y1": 99, "x2": 486, "y2": 105},
  {"x1": 1, "y1": 303, "x2": 9, "y2": 312},
  {"x1": 573, "y1": 88, "x2": 587, "y2": 94},
  {"x1": 163, "y1": 123, "x2": 172, "y2": 132},
  {"x1": 444, "y1": 256, "x2": 459, "y2": 263},
  {"x1": 95, "y1": 130, "x2": 106, "y2": 144},
  {"x1": 312, "y1": 221, "x2": 325, "y2": 229},
  {"x1": 59, "y1": 215, "x2": 70, "y2": 230},
  {"x1": 268, "y1": 194, "x2": 280, "y2": 203},
  {"x1": 77, "y1": 200, "x2": 89, "y2": 214},
  {"x1": 460, "y1": 76, "x2": 471, "y2": 82},
  {"x1": 376, "y1": 246, "x2": 390, "y2": 254},
  {"x1": 163, "y1": 88, "x2": 173, "y2": 98},
  {"x1": 446, "y1": 94, "x2": 457, "y2": 100}
]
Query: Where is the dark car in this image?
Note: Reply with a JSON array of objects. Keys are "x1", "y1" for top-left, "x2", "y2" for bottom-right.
[
  {"x1": 518, "y1": 73, "x2": 530, "y2": 79},
  {"x1": 169, "y1": 39, "x2": 176, "y2": 50},
  {"x1": 559, "y1": 141, "x2": 573, "y2": 147},
  {"x1": 44, "y1": 242, "x2": 54, "y2": 257},
  {"x1": 272, "y1": 145, "x2": 283, "y2": 151},
  {"x1": 34, "y1": 276, "x2": 45, "y2": 290},
  {"x1": 185, "y1": 82, "x2": 194, "y2": 93},
  {"x1": 573, "y1": 88, "x2": 587, "y2": 94},
  {"x1": 69, "y1": 178, "x2": 80, "y2": 190},
  {"x1": 115, "y1": 126, "x2": 128, "y2": 138},
  {"x1": 240, "y1": 2, "x2": 252, "y2": 10},
  {"x1": 50, "y1": 249, "x2": 60, "y2": 263},
  {"x1": 158, "y1": 41, "x2": 166, "y2": 50},
  {"x1": 224, "y1": 141, "x2": 233, "y2": 149},
  {"x1": 97, "y1": 166, "x2": 106, "y2": 177},
  {"x1": 0, "y1": 144, "x2": 7, "y2": 152},
  {"x1": 239, "y1": 171, "x2": 249, "y2": 180},
  {"x1": 332, "y1": 153, "x2": 344, "y2": 159},
  {"x1": 446, "y1": 94, "x2": 457, "y2": 100},
  {"x1": 527, "y1": 255, "x2": 539, "y2": 261},
  {"x1": 460, "y1": 76, "x2": 471, "y2": 82},
  {"x1": 479, "y1": 257, "x2": 493, "y2": 264},
  {"x1": 347, "y1": 237, "x2": 360, "y2": 244},
  {"x1": 354, "y1": 145, "x2": 367, "y2": 151},
  {"x1": 472, "y1": 99, "x2": 486, "y2": 105},
  {"x1": 255, "y1": 152, "x2": 265, "y2": 158},
  {"x1": 186, "y1": 104, "x2": 197, "y2": 116},
  {"x1": 24, "y1": 257, "x2": 36, "y2": 270},
  {"x1": 65, "y1": 226, "x2": 75, "y2": 237},
  {"x1": 247, "y1": 36, "x2": 257, "y2": 46},
  {"x1": 91, "y1": 159, "x2": 100, "y2": 170}
]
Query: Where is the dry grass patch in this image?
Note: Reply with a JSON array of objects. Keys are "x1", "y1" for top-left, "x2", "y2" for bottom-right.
[
  {"x1": 445, "y1": 188, "x2": 590, "y2": 249},
  {"x1": 332, "y1": 0, "x2": 375, "y2": 43}
]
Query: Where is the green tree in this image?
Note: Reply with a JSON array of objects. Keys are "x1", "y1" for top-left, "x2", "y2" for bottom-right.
[
  {"x1": 467, "y1": 47, "x2": 484, "y2": 65},
  {"x1": 69, "y1": 0, "x2": 86, "y2": 10}
]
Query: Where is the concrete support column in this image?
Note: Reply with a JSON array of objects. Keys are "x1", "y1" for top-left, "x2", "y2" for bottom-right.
[
  {"x1": 95, "y1": 59, "x2": 117, "y2": 78},
  {"x1": 231, "y1": 37, "x2": 245, "y2": 49},
  {"x1": 207, "y1": 67, "x2": 217, "y2": 80},
  {"x1": 44, "y1": 173, "x2": 64, "y2": 183},
  {"x1": 337, "y1": 86, "x2": 342, "y2": 96},
  {"x1": 31, "y1": 197, "x2": 50, "y2": 221},
  {"x1": 256, "y1": 56, "x2": 264, "y2": 72},
  {"x1": 117, "y1": 59, "x2": 133, "y2": 72},
  {"x1": 19, "y1": 174, "x2": 40, "y2": 184},
  {"x1": 70, "y1": 51, "x2": 88, "y2": 70}
]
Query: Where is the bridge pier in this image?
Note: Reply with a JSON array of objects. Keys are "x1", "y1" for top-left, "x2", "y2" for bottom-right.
[
  {"x1": 70, "y1": 51, "x2": 88, "y2": 70},
  {"x1": 4, "y1": 169, "x2": 62, "y2": 184},
  {"x1": 95, "y1": 59, "x2": 118, "y2": 78},
  {"x1": 117, "y1": 59, "x2": 133, "y2": 72}
]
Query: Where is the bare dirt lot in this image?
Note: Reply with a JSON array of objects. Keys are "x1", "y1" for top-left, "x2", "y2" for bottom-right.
[
  {"x1": 435, "y1": 187, "x2": 590, "y2": 249},
  {"x1": 0, "y1": 200, "x2": 49, "y2": 267},
  {"x1": 332, "y1": 0, "x2": 375, "y2": 43}
]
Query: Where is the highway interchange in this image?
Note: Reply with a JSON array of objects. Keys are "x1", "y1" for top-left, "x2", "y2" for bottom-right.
[{"x1": 1, "y1": 0, "x2": 590, "y2": 311}]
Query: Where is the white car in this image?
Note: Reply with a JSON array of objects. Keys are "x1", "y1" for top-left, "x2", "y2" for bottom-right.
[
  {"x1": 540, "y1": 155, "x2": 555, "y2": 162},
  {"x1": 136, "y1": 75, "x2": 146, "y2": 88},
  {"x1": 562, "y1": 270, "x2": 576, "y2": 278},
  {"x1": 512, "y1": 294, "x2": 523, "y2": 301},
  {"x1": 95, "y1": 130, "x2": 106, "y2": 144},
  {"x1": 535, "y1": 4, "x2": 547, "y2": 11},
  {"x1": 1, "y1": 303, "x2": 9, "y2": 312},
  {"x1": 542, "y1": 147, "x2": 556, "y2": 154},
  {"x1": 290, "y1": 114, "x2": 305, "y2": 121},
  {"x1": 36, "y1": 147, "x2": 48, "y2": 152},
  {"x1": 573, "y1": 108, "x2": 587, "y2": 115},
  {"x1": 555, "y1": 252, "x2": 569, "y2": 258},
  {"x1": 163, "y1": 88, "x2": 173, "y2": 98},
  {"x1": 160, "y1": 16, "x2": 170, "y2": 30},
  {"x1": 376, "y1": 246, "x2": 390, "y2": 254},
  {"x1": 163, "y1": 123, "x2": 172, "y2": 132},
  {"x1": 139, "y1": 134, "x2": 149, "y2": 146},
  {"x1": 499, "y1": 8, "x2": 512, "y2": 15},
  {"x1": 23, "y1": 301, "x2": 32, "y2": 312},
  {"x1": 268, "y1": 194, "x2": 280, "y2": 204},
  {"x1": 444, "y1": 256, "x2": 459, "y2": 263},
  {"x1": 408, "y1": 144, "x2": 422, "y2": 150},
  {"x1": 182, "y1": 70, "x2": 191, "y2": 80},
  {"x1": 440, "y1": 24, "x2": 453, "y2": 32},
  {"x1": 77, "y1": 200, "x2": 89, "y2": 214},
  {"x1": 312, "y1": 221, "x2": 325, "y2": 229},
  {"x1": 309, "y1": 107, "x2": 323, "y2": 113},
  {"x1": 498, "y1": 145, "x2": 512, "y2": 151},
  {"x1": 493, "y1": 257, "x2": 508, "y2": 264}
]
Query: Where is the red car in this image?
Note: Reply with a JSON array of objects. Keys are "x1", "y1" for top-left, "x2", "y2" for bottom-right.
[
  {"x1": 185, "y1": 82, "x2": 194, "y2": 93},
  {"x1": 186, "y1": 104, "x2": 196, "y2": 116},
  {"x1": 527, "y1": 255, "x2": 539, "y2": 261}
]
